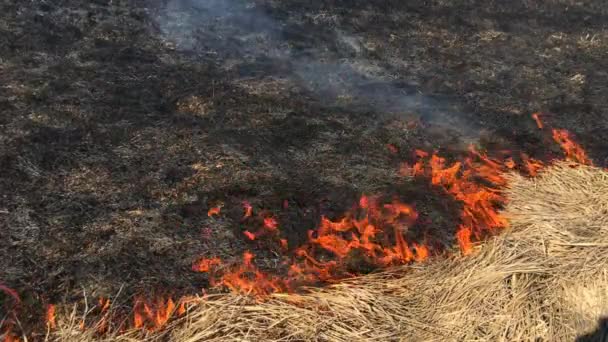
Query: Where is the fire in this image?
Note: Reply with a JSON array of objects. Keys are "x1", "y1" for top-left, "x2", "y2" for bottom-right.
[
  {"x1": 3, "y1": 329, "x2": 20, "y2": 342},
  {"x1": 192, "y1": 257, "x2": 222, "y2": 272},
  {"x1": 207, "y1": 205, "x2": 221, "y2": 217},
  {"x1": 133, "y1": 297, "x2": 176, "y2": 331},
  {"x1": 242, "y1": 200, "x2": 253, "y2": 219},
  {"x1": 46, "y1": 304, "x2": 56, "y2": 329},
  {"x1": 96, "y1": 297, "x2": 111, "y2": 334},
  {"x1": 531, "y1": 112, "x2": 592, "y2": 166},
  {"x1": 264, "y1": 217, "x2": 279, "y2": 230},
  {"x1": 521, "y1": 153, "x2": 545, "y2": 176},
  {"x1": 99, "y1": 297, "x2": 111, "y2": 312},
  {"x1": 211, "y1": 251, "x2": 286, "y2": 297},
  {"x1": 532, "y1": 112, "x2": 543, "y2": 129},
  {"x1": 243, "y1": 230, "x2": 256, "y2": 240},
  {"x1": 552, "y1": 129, "x2": 591, "y2": 165},
  {"x1": 17, "y1": 113, "x2": 595, "y2": 336},
  {"x1": 194, "y1": 142, "x2": 525, "y2": 295},
  {"x1": 456, "y1": 226, "x2": 473, "y2": 255}
]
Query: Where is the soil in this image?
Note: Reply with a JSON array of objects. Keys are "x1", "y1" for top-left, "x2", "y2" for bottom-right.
[{"x1": 1, "y1": 0, "x2": 607, "y2": 334}]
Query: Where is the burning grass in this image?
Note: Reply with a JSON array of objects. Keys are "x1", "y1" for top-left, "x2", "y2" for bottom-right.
[
  {"x1": 3, "y1": 116, "x2": 605, "y2": 341},
  {"x1": 32, "y1": 161, "x2": 608, "y2": 341}
]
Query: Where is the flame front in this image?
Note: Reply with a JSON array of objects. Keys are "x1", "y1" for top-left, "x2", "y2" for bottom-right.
[{"x1": 25, "y1": 114, "x2": 594, "y2": 336}]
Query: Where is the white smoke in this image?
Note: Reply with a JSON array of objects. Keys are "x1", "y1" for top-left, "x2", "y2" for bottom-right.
[{"x1": 154, "y1": 0, "x2": 478, "y2": 142}]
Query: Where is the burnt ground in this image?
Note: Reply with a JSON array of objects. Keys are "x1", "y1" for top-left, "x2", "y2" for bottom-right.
[{"x1": 1, "y1": 0, "x2": 608, "y2": 332}]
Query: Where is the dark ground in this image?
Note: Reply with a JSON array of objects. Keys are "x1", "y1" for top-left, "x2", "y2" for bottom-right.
[{"x1": 1, "y1": 0, "x2": 607, "y2": 329}]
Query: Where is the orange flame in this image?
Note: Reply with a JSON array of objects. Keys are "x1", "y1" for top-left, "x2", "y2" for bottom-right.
[
  {"x1": 243, "y1": 230, "x2": 256, "y2": 240},
  {"x1": 552, "y1": 129, "x2": 591, "y2": 165},
  {"x1": 263, "y1": 217, "x2": 278, "y2": 231},
  {"x1": 242, "y1": 201, "x2": 253, "y2": 219},
  {"x1": 207, "y1": 206, "x2": 221, "y2": 217},
  {"x1": 530, "y1": 112, "x2": 591, "y2": 166},
  {"x1": 133, "y1": 297, "x2": 176, "y2": 331},
  {"x1": 46, "y1": 304, "x2": 56, "y2": 330},
  {"x1": 521, "y1": 153, "x2": 544, "y2": 176},
  {"x1": 211, "y1": 251, "x2": 286, "y2": 297},
  {"x1": 456, "y1": 226, "x2": 473, "y2": 255},
  {"x1": 3, "y1": 329, "x2": 20, "y2": 342},
  {"x1": 192, "y1": 257, "x2": 222, "y2": 272},
  {"x1": 531, "y1": 112, "x2": 543, "y2": 129},
  {"x1": 58, "y1": 114, "x2": 594, "y2": 334}
]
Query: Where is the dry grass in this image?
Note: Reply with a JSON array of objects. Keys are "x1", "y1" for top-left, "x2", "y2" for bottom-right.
[{"x1": 47, "y1": 162, "x2": 608, "y2": 341}]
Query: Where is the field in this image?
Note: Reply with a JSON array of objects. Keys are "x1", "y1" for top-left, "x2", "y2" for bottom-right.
[{"x1": 1, "y1": 0, "x2": 607, "y2": 340}]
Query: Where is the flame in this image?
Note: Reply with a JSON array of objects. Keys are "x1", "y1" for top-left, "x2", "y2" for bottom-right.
[
  {"x1": 192, "y1": 257, "x2": 222, "y2": 272},
  {"x1": 99, "y1": 297, "x2": 111, "y2": 312},
  {"x1": 280, "y1": 239, "x2": 288, "y2": 249},
  {"x1": 415, "y1": 145, "x2": 509, "y2": 245},
  {"x1": 211, "y1": 251, "x2": 286, "y2": 297},
  {"x1": 456, "y1": 226, "x2": 473, "y2": 255},
  {"x1": 3, "y1": 329, "x2": 20, "y2": 342},
  {"x1": 532, "y1": 112, "x2": 543, "y2": 129},
  {"x1": 207, "y1": 206, "x2": 221, "y2": 217},
  {"x1": 24, "y1": 114, "x2": 594, "y2": 335},
  {"x1": 521, "y1": 153, "x2": 544, "y2": 176},
  {"x1": 243, "y1": 230, "x2": 256, "y2": 240},
  {"x1": 552, "y1": 129, "x2": 591, "y2": 165},
  {"x1": 46, "y1": 305, "x2": 56, "y2": 330},
  {"x1": 133, "y1": 297, "x2": 176, "y2": 331},
  {"x1": 96, "y1": 297, "x2": 112, "y2": 334},
  {"x1": 242, "y1": 201, "x2": 253, "y2": 219},
  {"x1": 200, "y1": 144, "x2": 518, "y2": 294},
  {"x1": 530, "y1": 112, "x2": 592, "y2": 166},
  {"x1": 263, "y1": 217, "x2": 278, "y2": 231}
]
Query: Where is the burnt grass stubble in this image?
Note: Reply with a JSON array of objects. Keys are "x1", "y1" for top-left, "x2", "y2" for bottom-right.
[{"x1": 1, "y1": 0, "x2": 607, "y2": 335}]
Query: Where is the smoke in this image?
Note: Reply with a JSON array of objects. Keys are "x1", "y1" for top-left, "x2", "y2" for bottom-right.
[{"x1": 154, "y1": 0, "x2": 478, "y2": 141}]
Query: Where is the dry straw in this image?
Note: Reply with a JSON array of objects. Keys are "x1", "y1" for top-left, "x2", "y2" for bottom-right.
[{"x1": 48, "y1": 162, "x2": 608, "y2": 341}]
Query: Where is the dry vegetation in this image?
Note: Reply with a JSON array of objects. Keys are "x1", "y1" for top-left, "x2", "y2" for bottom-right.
[{"x1": 43, "y1": 162, "x2": 608, "y2": 341}]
